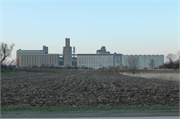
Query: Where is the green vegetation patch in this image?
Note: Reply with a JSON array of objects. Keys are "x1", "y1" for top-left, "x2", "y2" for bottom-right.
[
  {"x1": 1, "y1": 71, "x2": 26, "y2": 75},
  {"x1": 1, "y1": 106, "x2": 179, "y2": 111}
]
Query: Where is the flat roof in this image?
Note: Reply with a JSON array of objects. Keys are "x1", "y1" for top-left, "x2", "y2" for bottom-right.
[
  {"x1": 17, "y1": 50, "x2": 44, "y2": 52},
  {"x1": 122, "y1": 54, "x2": 164, "y2": 56},
  {"x1": 77, "y1": 54, "x2": 114, "y2": 55},
  {"x1": 17, "y1": 51, "x2": 45, "y2": 53},
  {"x1": 19, "y1": 54, "x2": 77, "y2": 56},
  {"x1": 20, "y1": 54, "x2": 59, "y2": 56}
]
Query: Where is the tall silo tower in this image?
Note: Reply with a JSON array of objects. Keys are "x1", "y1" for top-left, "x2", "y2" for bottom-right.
[{"x1": 63, "y1": 38, "x2": 72, "y2": 67}]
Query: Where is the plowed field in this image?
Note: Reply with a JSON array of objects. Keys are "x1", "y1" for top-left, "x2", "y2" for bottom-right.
[{"x1": 1, "y1": 69, "x2": 179, "y2": 107}]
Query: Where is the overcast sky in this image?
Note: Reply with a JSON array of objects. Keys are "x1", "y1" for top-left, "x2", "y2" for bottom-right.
[{"x1": 1, "y1": 0, "x2": 179, "y2": 62}]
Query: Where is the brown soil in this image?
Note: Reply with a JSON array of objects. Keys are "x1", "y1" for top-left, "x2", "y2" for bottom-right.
[{"x1": 1, "y1": 69, "x2": 179, "y2": 107}]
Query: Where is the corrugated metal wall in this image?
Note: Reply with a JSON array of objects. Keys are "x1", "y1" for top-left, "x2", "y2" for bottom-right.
[
  {"x1": 19, "y1": 55, "x2": 59, "y2": 67},
  {"x1": 122, "y1": 55, "x2": 164, "y2": 69},
  {"x1": 16, "y1": 50, "x2": 45, "y2": 67},
  {"x1": 77, "y1": 54, "x2": 164, "y2": 69},
  {"x1": 77, "y1": 54, "x2": 114, "y2": 69}
]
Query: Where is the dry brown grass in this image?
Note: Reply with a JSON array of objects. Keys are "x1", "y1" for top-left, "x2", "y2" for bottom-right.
[
  {"x1": 120, "y1": 72, "x2": 180, "y2": 82},
  {"x1": 143, "y1": 69, "x2": 179, "y2": 71}
]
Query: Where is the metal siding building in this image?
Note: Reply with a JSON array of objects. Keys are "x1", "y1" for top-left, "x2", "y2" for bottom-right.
[
  {"x1": 19, "y1": 54, "x2": 59, "y2": 67},
  {"x1": 16, "y1": 38, "x2": 164, "y2": 69},
  {"x1": 16, "y1": 50, "x2": 46, "y2": 68},
  {"x1": 77, "y1": 54, "x2": 121, "y2": 69},
  {"x1": 122, "y1": 55, "x2": 164, "y2": 69},
  {"x1": 77, "y1": 54, "x2": 164, "y2": 69}
]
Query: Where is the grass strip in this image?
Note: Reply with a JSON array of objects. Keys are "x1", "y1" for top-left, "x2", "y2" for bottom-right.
[
  {"x1": 1, "y1": 71, "x2": 27, "y2": 75},
  {"x1": 1, "y1": 106, "x2": 179, "y2": 111}
]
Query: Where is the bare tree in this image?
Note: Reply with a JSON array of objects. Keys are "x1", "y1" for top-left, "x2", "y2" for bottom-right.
[
  {"x1": 166, "y1": 53, "x2": 176, "y2": 63},
  {"x1": 0, "y1": 42, "x2": 15, "y2": 63},
  {"x1": 176, "y1": 50, "x2": 180, "y2": 59},
  {"x1": 1, "y1": 60, "x2": 10, "y2": 65},
  {"x1": 41, "y1": 63, "x2": 45, "y2": 68},
  {"x1": 46, "y1": 64, "x2": 49, "y2": 68},
  {"x1": 149, "y1": 59, "x2": 155, "y2": 69},
  {"x1": 125, "y1": 55, "x2": 140, "y2": 74},
  {"x1": 165, "y1": 53, "x2": 176, "y2": 69},
  {"x1": 51, "y1": 64, "x2": 54, "y2": 68},
  {"x1": 175, "y1": 51, "x2": 180, "y2": 69}
]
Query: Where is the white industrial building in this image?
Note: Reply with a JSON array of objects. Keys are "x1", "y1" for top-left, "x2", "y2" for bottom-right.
[
  {"x1": 16, "y1": 50, "x2": 46, "y2": 68},
  {"x1": 77, "y1": 54, "x2": 164, "y2": 69},
  {"x1": 16, "y1": 45, "x2": 59, "y2": 68},
  {"x1": 18, "y1": 54, "x2": 59, "y2": 67},
  {"x1": 77, "y1": 54, "x2": 114, "y2": 69},
  {"x1": 16, "y1": 38, "x2": 164, "y2": 69},
  {"x1": 122, "y1": 55, "x2": 164, "y2": 69}
]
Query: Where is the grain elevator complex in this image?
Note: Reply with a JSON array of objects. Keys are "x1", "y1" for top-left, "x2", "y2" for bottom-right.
[{"x1": 17, "y1": 38, "x2": 164, "y2": 69}]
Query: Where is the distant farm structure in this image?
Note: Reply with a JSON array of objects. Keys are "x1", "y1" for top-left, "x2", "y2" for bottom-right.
[{"x1": 16, "y1": 38, "x2": 164, "y2": 69}]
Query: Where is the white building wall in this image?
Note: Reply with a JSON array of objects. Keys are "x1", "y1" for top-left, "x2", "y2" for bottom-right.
[
  {"x1": 16, "y1": 50, "x2": 45, "y2": 67},
  {"x1": 77, "y1": 54, "x2": 114, "y2": 69},
  {"x1": 24, "y1": 55, "x2": 26, "y2": 67},
  {"x1": 147, "y1": 55, "x2": 150, "y2": 68},
  {"x1": 51, "y1": 55, "x2": 53, "y2": 66},
  {"x1": 157, "y1": 55, "x2": 160, "y2": 67},
  {"x1": 21, "y1": 56, "x2": 24, "y2": 67},
  {"x1": 122, "y1": 55, "x2": 164, "y2": 69},
  {"x1": 140, "y1": 55, "x2": 142, "y2": 69},
  {"x1": 19, "y1": 55, "x2": 59, "y2": 68}
]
